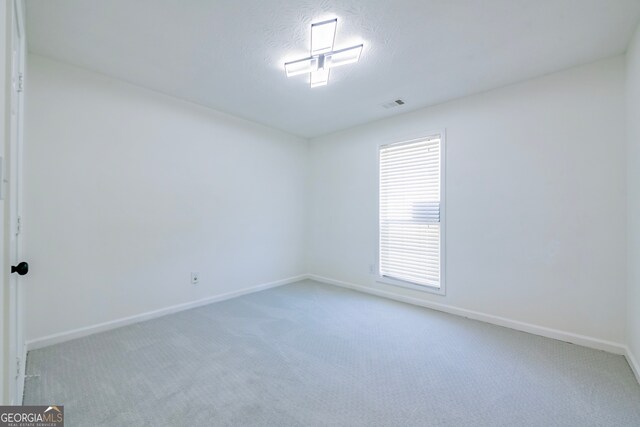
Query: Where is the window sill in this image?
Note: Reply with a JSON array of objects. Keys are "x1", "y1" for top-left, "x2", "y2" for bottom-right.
[{"x1": 376, "y1": 276, "x2": 446, "y2": 296}]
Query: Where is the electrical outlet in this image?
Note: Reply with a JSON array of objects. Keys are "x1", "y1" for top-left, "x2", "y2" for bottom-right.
[{"x1": 191, "y1": 272, "x2": 200, "y2": 285}]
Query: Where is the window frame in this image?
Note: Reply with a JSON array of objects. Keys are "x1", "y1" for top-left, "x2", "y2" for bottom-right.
[{"x1": 375, "y1": 130, "x2": 447, "y2": 296}]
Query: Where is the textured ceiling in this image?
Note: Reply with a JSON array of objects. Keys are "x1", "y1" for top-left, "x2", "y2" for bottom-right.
[{"x1": 25, "y1": 0, "x2": 640, "y2": 138}]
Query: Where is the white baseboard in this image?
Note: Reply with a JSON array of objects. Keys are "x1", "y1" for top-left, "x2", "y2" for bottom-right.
[
  {"x1": 307, "y1": 274, "x2": 627, "y2": 356},
  {"x1": 625, "y1": 347, "x2": 640, "y2": 385},
  {"x1": 26, "y1": 275, "x2": 306, "y2": 351}
]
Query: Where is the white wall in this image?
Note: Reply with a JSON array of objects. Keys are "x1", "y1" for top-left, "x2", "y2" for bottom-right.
[
  {"x1": 24, "y1": 55, "x2": 308, "y2": 342},
  {"x1": 308, "y1": 57, "x2": 627, "y2": 345},
  {"x1": 627, "y1": 23, "x2": 640, "y2": 370}
]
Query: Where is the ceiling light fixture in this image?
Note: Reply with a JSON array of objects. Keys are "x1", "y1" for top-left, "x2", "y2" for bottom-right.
[{"x1": 284, "y1": 18, "x2": 363, "y2": 88}]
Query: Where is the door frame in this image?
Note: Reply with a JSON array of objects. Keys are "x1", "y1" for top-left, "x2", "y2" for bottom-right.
[{"x1": 3, "y1": 0, "x2": 26, "y2": 405}]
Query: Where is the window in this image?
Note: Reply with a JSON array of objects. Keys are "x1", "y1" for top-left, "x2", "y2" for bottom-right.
[{"x1": 379, "y1": 134, "x2": 444, "y2": 291}]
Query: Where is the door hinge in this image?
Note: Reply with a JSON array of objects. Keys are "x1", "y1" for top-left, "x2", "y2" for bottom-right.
[
  {"x1": 17, "y1": 73, "x2": 24, "y2": 93},
  {"x1": 15, "y1": 357, "x2": 20, "y2": 378},
  {"x1": 16, "y1": 216, "x2": 22, "y2": 236}
]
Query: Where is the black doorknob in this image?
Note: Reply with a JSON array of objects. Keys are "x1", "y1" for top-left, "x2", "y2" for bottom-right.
[{"x1": 11, "y1": 262, "x2": 28, "y2": 275}]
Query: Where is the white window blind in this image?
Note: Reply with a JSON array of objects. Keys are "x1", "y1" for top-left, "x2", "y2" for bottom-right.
[{"x1": 379, "y1": 136, "x2": 442, "y2": 288}]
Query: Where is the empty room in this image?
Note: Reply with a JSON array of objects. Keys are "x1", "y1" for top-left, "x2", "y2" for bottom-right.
[{"x1": 1, "y1": 0, "x2": 640, "y2": 425}]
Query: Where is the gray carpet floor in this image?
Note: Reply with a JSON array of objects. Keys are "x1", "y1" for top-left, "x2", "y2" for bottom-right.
[{"x1": 24, "y1": 279, "x2": 640, "y2": 426}]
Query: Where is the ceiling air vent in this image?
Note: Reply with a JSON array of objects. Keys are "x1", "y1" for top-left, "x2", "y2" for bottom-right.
[{"x1": 382, "y1": 99, "x2": 406, "y2": 109}]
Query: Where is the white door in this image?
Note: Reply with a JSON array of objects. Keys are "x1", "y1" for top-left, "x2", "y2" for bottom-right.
[{"x1": 8, "y1": 0, "x2": 26, "y2": 405}]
